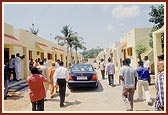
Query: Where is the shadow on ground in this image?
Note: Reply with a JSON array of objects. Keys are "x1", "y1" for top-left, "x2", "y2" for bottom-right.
[
  {"x1": 69, "y1": 81, "x2": 103, "y2": 93},
  {"x1": 5, "y1": 95, "x2": 24, "y2": 100},
  {"x1": 63, "y1": 100, "x2": 81, "y2": 108}
]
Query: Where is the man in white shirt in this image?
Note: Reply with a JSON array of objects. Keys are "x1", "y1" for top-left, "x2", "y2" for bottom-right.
[
  {"x1": 144, "y1": 56, "x2": 151, "y2": 85},
  {"x1": 37, "y1": 61, "x2": 49, "y2": 100},
  {"x1": 43, "y1": 58, "x2": 48, "y2": 68},
  {"x1": 15, "y1": 53, "x2": 21, "y2": 81},
  {"x1": 53, "y1": 61, "x2": 69, "y2": 107},
  {"x1": 9, "y1": 54, "x2": 16, "y2": 81},
  {"x1": 55, "y1": 59, "x2": 60, "y2": 68},
  {"x1": 105, "y1": 58, "x2": 115, "y2": 86},
  {"x1": 144, "y1": 56, "x2": 150, "y2": 71},
  {"x1": 100, "y1": 59, "x2": 105, "y2": 79}
]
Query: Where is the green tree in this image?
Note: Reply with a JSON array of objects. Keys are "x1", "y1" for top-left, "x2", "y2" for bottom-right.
[
  {"x1": 55, "y1": 25, "x2": 74, "y2": 66},
  {"x1": 81, "y1": 48, "x2": 103, "y2": 59},
  {"x1": 72, "y1": 34, "x2": 87, "y2": 63},
  {"x1": 148, "y1": 5, "x2": 164, "y2": 50},
  {"x1": 134, "y1": 43, "x2": 147, "y2": 61}
]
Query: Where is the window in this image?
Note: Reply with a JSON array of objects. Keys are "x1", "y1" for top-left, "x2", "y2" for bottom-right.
[
  {"x1": 48, "y1": 53, "x2": 52, "y2": 60},
  {"x1": 41, "y1": 52, "x2": 44, "y2": 60},
  {"x1": 60, "y1": 54, "x2": 63, "y2": 61},
  {"x1": 55, "y1": 54, "x2": 57, "y2": 61},
  {"x1": 29, "y1": 50, "x2": 32, "y2": 60},
  {"x1": 127, "y1": 47, "x2": 132, "y2": 56}
]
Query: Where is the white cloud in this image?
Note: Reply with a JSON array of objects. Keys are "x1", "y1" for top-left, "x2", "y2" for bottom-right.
[
  {"x1": 107, "y1": 25, "x2": 115, "y2": 31},
  {"x1": 112, "y1": 5, "x2": 140, "y2": 18}
]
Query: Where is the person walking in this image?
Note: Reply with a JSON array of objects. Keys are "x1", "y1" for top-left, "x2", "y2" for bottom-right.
[
  {"x1": 37, "y1": 61, "x2": 49, "y2": 100},
  {"x1": 136, "y1": 61, "x2": 152, "y2": 104},
  {"x1": 15, "y1": 53, "x2": 22, "y2": 81},
  {"x1": 48, "y1": 61, "x2": 58, "y2": 98},
  {"x1": 43, "y1": 58, "x2": 48, "y2": 68},
  {"x1": 9, "y1": 54, "x2": 16, "y2": 81},
  {"x1": 155, "y1": 60, "x2": 164, "y2": 111},
  {"x1": 53, "y1": 61, "x2": 69, "y2": 107},
  {"x1": 27, "y1": 67, "x2": 48, "y2": 111},
  {"x1": 55, "y1": 59, "x2": 60, "y2": 68},
  {"x1": 143, "y1": 56, "x2": 151, "y2": 85},
  {"x1": 29, "y1": 59, "x2": 34, "y2": 71},
  {"x1": 100, "y1": 59, "x2": 105, "y2": 79},
  {"x1": 4, "y1": 59, "x2": 10, "y2": 100},
  {"x1": 33, "y1": 58, "x2": 40, "y2": 67},
  {"x1": 118, "y1": 60, "x2": 126, "y2": 85},
  {"x1": 105, "y1": 58, "x2": 115, "y2": 86},
  {"x1": 119, "y1": 58, "x2": 138, "y2": 111}
]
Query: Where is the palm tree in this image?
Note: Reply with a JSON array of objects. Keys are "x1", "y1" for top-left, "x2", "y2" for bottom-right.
[
  {"x1": 55, "y1": 25, "x2": 74, "y2": 67},
  {"x1": 72, "y1": 33, "x2": 87, "y2": 63}
]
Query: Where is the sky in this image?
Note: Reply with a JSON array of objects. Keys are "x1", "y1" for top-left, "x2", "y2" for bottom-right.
[{"x1": 3, "y1": 2, "x2": 164, "y2": 50}]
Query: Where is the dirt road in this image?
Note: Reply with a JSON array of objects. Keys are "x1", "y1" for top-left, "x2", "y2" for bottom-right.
[{"x1": 3, "y1": 69, "x2": 155, "y2": 112}]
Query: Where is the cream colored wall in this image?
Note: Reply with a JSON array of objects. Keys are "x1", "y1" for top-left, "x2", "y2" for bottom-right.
[
  {"x1": 4, "y1": 24, "x2": 25, "y2": 79},
  {"x1": 4, "y1": 23, "x2": 13, "y2": 36},
  {"x1": 13, "y1": 28, "x2": 68, "y2": 78},
  {"x1": 133, "y1": 28, "x2": 152, "y2": 68},
  {"x1": 15, "y1": 28, "x2": 68, "y2": 63},
  {"x1": 119, "y1": 28, "x2": 152, "y2": 68},
  {"x1": 153, "y1": 27, "x2": 164, "y2": 77},
  {"x1": 5, "y1": 23, "x2": 83, "y2": 80}
]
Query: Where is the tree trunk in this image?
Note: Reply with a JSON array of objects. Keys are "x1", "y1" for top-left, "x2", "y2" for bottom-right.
[
  {"x1": 75, "y1": 47, "x2": 78, "y2": 64},
  {"x1": 66, "y1": 46, "x2": 69, "y2": 67},
  {"x1": 137, "y1": 53, "x2": 142, "y2": 61},
  {"x1": 70, "y1": 46, "x2": 72, "y2": 67}
]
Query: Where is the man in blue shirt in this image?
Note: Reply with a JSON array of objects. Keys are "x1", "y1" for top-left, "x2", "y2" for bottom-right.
[{"x1": 136, "y1": 61, "x2": 152, "y2": 104}]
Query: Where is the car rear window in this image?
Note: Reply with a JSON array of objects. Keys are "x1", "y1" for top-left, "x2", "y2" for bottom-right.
[{"x1": 72, "y1": 65, "x2": 94, "y2": 72}]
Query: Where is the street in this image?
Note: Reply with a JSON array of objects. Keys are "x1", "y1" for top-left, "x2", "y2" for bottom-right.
[{"x1": 3, "y1": 69, "x2": 156, "y2": 112}]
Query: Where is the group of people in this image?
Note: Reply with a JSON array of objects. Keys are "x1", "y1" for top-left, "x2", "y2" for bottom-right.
[
  {"x1": 8, "y1": 53, "x2": 24, "y2": 81},
  {"x1": 118, "y1": 54, "x2": 164, "y2": 111},
  {"x1": 26, "y1": 59, "x2": 69, "y2": 111},
  {"x1": 4, "y1": 53, "x2": 24, "y2": 100},
  {"x1": 99, "y1": 58, "x2": 115, "y2": 86},
  {"x1": 98, "y1": 54, "x2": 164, "y2": 111},
  {"x1": 4, "y1": 53, "x2": 164, "y2": 111}
]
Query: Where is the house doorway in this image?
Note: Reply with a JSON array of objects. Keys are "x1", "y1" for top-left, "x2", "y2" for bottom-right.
[{"x1": 4, "y1": 48, "x2": 9, "y2": 60}]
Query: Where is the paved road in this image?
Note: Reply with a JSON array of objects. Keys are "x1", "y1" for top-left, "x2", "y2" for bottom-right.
[{"x1": 3, "y1": 69, "x2": 156, "y2": 112}]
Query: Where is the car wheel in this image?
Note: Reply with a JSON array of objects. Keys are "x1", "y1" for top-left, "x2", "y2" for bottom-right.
[{"x1": 94, "y1": 83, "x2": 98, "y2": 88}]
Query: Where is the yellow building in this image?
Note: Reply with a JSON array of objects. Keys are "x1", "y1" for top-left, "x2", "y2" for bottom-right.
[
  {"x1": 4, "y1": 23, "x2": 82, "y2": 80},
  {"x1": 118, "y1": 28, "x2": 154, "y2": 73},
  {"x1": 4, "y1": 23, "x2": 26, "y2": 79},
  {"x1": 152, "y1": 26, "x2": 165, "y2": 76}
]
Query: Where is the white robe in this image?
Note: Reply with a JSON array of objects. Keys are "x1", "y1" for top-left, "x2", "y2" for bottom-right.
[{"x1": 15, "y1": 56, "x2": 21, "y2": 72}]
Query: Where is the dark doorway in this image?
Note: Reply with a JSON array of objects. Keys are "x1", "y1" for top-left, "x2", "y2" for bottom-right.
[{"x1": 4, "y1": 48, "x2": 9, "y2": 60}]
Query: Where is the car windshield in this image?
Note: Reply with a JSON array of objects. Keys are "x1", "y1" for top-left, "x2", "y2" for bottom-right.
[{"x1": 72, "y1": 65, "x2": 94, "y2": 72}]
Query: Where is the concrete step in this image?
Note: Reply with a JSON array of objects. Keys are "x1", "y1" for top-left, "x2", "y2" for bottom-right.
[{"x1": 8, "y1": 80, "x2": 28, "y2": 92}]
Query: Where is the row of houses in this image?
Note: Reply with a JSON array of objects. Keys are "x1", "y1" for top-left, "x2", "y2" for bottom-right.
[
  {"x1": 3, "y1": 23, "x2": 83, "y2": 80},
  {"x1": 97, "y1": 26, "x2": 165, "y2": 76}
]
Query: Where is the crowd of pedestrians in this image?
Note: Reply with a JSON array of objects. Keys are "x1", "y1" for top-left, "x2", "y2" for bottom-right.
[
  {"x1": 4, "y1": 53, "x2": 25, "y2": 100},
  {"x1": 97, "y1": 54, "x2": 164, "y2": 111},
  {"x1": 4, "y1": 52, "x2": 164, "y2": 111},
  {"x1": 7, "y1": 53, "x2": 25, "y2": 81}
]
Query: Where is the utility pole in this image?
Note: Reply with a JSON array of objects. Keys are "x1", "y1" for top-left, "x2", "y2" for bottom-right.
[
  {"x1": 97, "y1": 46, "x2": 100, "y2": 55},
  {"x1": 49, "y1": 33, "x2": 52, "y2": 41}
]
